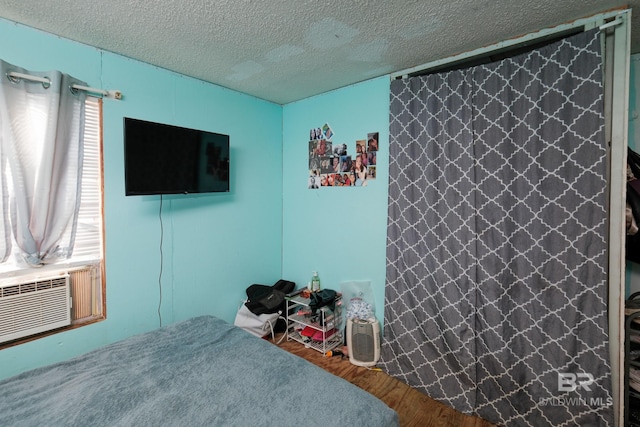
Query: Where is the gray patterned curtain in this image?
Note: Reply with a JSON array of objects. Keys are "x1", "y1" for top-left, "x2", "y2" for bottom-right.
[{"x1": 380, "y1": 29, "x2": 613, "y2": 426}]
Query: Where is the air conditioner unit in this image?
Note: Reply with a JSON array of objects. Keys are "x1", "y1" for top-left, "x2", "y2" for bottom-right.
[{"x1": 0, "y1": 274, "x2": 71, "y2": 344}]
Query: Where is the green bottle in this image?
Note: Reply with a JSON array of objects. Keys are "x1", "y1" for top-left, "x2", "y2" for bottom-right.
[{"x1": 311, "y1": 271, "x2": 321, "y2": 293}]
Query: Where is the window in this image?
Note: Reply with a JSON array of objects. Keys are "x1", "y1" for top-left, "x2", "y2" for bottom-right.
[{"x1": 0, "y1": 96, "x2": 105, "y2": 344}]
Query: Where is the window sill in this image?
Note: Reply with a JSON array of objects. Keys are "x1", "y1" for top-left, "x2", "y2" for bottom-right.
[{"x1": 0, "y1": 314, "x2": 106, "y2": 351}]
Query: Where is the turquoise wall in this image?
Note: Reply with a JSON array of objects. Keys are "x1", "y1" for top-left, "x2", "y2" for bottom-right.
[
  {"x1": 282, "y1": 77, "x2": 390, "y2": 324},
  {"x1": 0, "y1": 19, "x2": 284, "y2": 379},
  {"x1": 0, "y1": 18, "x2": 392, "y2": 381}
]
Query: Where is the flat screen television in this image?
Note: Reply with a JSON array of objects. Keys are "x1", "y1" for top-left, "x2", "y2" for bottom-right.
[{"x1": 124, "y1": 117, "x2": 230, "y2": 196}]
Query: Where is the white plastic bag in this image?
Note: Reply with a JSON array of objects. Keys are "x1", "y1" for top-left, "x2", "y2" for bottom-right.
[
  {"x1": 233, "y1": 303, "x2": 280, "y2": 339},
  {"x1": 340, "y1": 280, "x2": 376, "y2": 321}
]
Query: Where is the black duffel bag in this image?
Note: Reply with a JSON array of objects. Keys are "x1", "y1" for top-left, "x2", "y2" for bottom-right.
[{"x1": 245, "y1": 279, "x2": 295, "y2": 315}]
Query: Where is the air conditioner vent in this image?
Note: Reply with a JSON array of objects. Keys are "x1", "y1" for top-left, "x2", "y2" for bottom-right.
[{"x1": 0, "y1": 276, "x2": 67, "y2": 299}]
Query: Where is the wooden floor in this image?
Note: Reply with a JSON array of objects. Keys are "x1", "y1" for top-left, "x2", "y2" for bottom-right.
[{"x1": 275, "y1": 337, "x2": 496, "y2": 427}]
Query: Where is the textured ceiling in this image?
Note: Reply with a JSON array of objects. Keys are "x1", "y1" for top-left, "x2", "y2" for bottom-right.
[{"x1": 0, "y1": 0, "x2": 638, "y2": 104}]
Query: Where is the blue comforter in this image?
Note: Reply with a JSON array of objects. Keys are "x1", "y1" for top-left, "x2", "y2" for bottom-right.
[{"x1": 0, "y1": 316, "x2": 398, "y2": 426}]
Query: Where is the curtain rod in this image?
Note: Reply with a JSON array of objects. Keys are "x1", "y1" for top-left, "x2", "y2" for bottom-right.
[
  {"x1": 6, "y1": 71, "x2": 122, "y2": 100},
  {"x1": 390, "y1": 9, "x2": 628, "y2": 80}
]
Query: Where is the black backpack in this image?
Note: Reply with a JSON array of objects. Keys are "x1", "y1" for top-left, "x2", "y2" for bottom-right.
[{"x1": 245, "y1": 280, "x2": 295, "y2": 315}]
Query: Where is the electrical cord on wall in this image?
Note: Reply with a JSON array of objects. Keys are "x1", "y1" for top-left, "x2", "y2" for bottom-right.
[{"x1": 158, "y1": 194, "x2": 164, "y2": 327}]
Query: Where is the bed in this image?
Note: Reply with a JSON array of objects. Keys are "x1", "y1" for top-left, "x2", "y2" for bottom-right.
[{"x1": 0, "y1": 315, "x2": 398, "y2": 426}]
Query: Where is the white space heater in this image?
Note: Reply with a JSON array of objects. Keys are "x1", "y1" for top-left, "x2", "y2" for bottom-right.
[
  {"x1": 0, "y1": 274, "x2": 71, "y2": 344},
  {"x1": 347, "y1": 317, "x2": 380, "y2": 367}
]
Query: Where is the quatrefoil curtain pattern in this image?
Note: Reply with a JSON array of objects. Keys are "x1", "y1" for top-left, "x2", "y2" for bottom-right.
[{"x1": 380, "y1": 29, "x2": 612, "y2": 426}]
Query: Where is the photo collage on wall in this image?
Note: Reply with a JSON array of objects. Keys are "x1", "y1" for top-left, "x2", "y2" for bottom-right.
[{"x1": 308, "y1": 123, "x2": 378, "y2": 189}]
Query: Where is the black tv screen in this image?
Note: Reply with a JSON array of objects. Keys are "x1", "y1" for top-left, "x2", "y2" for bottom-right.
[{"x1": 124, "y1": 118, "x2": 229, "y2": 196}]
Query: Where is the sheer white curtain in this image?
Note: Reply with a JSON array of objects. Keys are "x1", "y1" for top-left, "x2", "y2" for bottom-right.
[{"x1": 0, "y1": 60, "x2": 87, "y2": 267}]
